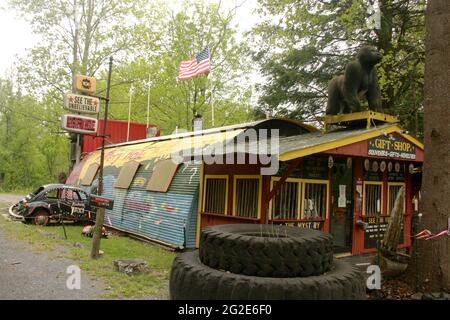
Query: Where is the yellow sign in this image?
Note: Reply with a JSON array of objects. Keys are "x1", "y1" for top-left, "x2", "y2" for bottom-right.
[{"x1": 75, "y1": 75, "x2": 96, "y2": 94}]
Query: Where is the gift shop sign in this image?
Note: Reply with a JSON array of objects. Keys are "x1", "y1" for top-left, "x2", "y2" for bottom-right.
[
  {"x1": 64, "y1": 93, "x2": 100, "y2": 114},
  {"x1": 368, "y1": 135, "x2": 416, "y2": 160}
]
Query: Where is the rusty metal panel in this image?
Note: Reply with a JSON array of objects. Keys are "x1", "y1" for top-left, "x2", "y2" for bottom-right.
[
  {"x1": 114, "y1": 161, "x2": 140, "y2": 189},
  {"x1": 146, "y1": 159, "x2": 180, "y2": 192},
  {"x1": 81, "y1": 163, "x2": 99, "y2": 186}
]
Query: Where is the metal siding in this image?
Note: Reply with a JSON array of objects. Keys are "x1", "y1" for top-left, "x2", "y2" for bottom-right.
[{"x1": 100, "y1": 161, "x2": 199, "y2": 248}]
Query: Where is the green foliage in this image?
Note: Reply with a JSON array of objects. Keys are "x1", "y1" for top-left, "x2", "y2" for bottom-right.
[{"x1": 252, "y1": 0, "x2": 425, "y2": 136}]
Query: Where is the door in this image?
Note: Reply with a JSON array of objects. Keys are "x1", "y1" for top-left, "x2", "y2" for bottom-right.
[{"x1": 330, "y1": 158, "x2": 353, "y2": 253}]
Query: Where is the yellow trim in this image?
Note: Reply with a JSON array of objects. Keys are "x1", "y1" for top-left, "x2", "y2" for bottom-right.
[
  {"x1": 232, "y1": 175, "x2": 262, "y2": 219},
  {"x1": 387, "y1": 182, "x2": 406, "y2": 216},
  {"x1": 300, "y1": 179, "x2": 330, "y2": 219},
  {"x1": 279, "y1": 124, "x2": 423, "y2": 162},
  {"x1": 362, "y1": 181, "x2": 384, "y2": 216},
  {"x1": 202, "y1": 175, "x2": 229, "y2": 215},
  {"x1": 323, "y1": 111, "x2": 398, "y2": 127},
  {"x1": 269, "y1": 177, "x2": 302, "y2": 220},
  {"x1": 195, "y1": 161, "x2": 204, "y2": 248}
]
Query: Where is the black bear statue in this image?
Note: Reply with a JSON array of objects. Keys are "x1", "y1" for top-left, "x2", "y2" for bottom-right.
[{"x1": 326, "y1": 46, "x2": 383, "y2": 115}]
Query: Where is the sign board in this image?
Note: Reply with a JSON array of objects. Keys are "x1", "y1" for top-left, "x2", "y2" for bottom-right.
[
  {"x1": 75, "y1": 75, "x2": 96, "y2": 94},
  {"x1": 64, "y1": 93, "x2": 100, "y2": 114},
  {"x1": 61, "y1": 114, "x2": 98, "y2": 135},
  {"x1": 363, "y1": 216, "x2": 404, "y2": 249},
  {"x1": 368, "y1": 135, "x2": 416, "y2": 160},
  {"x1": 89, "y1": 195, "x2": 114, "y2": 210}
]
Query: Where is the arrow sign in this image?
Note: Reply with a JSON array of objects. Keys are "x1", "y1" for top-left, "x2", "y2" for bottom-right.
[
  {"x1": 61, "y1": 114, "x2": 98, "y2": 135},
  {"x1": 64, "y1": 93, "x2": 100, "y2": 114}
]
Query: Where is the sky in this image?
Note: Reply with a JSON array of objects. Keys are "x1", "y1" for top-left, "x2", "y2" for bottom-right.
[{"x1": 0, "y1": 0, "x2": 259, "y2": 79}]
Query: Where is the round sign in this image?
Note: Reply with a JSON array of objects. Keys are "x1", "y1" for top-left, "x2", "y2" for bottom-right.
[
  {"x1": 380, "y1": 161, "x2": 386, "y2": 172},
  {"x1": 328, "y1": 156, "x2": 334, "y2": 168},
  {"x1": 372, "y1": 161, "x2": 379, "y2": 172},
  {"x1": 364, "y1": 159, "x2": 370, "y2": 171},
  {"x1": 347, "y1": 157, "x2": 352, "y2": 169},
  {"x1": 395, "y1": 162, "x2": 401, "y2": 173},
  {"x1": 409, "y1": 164, "x2": 415, "y2": 174},
  {"x1": 388, "y1": 162, "x2": 393, "y2": 172}
]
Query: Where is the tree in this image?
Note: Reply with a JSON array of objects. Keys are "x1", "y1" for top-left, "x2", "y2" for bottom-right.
[
  {"x1": 251, "y1": 0, "x2": 425, "y2": 135},
  {"x1": 104, "y1": 0, "x2": 253, "y2": 134},
  {"x1": 415, "y1": 0, "x2": 450, "y2": 292}
]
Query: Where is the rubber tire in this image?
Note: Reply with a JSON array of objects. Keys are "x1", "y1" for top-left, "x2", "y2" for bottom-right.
[
  {"x1": 199, "y1": 224, "x2": 333, "y2": 278},
  {"x1": 33, "y1": 209, "x2": 50, "y2": 226},
  {"x1": 170, "y1": 251, "x2": 366, "y2": 300}
]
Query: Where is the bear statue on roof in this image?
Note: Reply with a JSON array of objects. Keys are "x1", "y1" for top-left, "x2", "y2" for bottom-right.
[{"x1": 326, "y1": 46, "x2": 383, "y2": 116}]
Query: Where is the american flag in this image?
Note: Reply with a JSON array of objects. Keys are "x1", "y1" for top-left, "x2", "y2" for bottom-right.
[{"x1": 178, "y1": 47, "x2": 210, "y2": 80}]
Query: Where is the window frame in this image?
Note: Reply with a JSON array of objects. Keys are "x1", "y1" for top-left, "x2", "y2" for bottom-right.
[
  {"x1": 387, "y1": 182, "x2": 406, "y2": 216},
  {"x1": 146, "y1": 158, "x2": 180, "y2": 192},
  {"x1": 362, "y1": 181, "x2": 385, "y2": 216},
  {"x1": 202, "y1": 175, "x2": 229, "y2": 215},
  {"x1": 269, "y1": 177, "x2": 302, "y2": 220},
  {"x1": 232, "y1": 175, "x2": 262, "y2": 219},
  {"x1": 300, "y1": 179, "x2": 329, "y2": 220}
]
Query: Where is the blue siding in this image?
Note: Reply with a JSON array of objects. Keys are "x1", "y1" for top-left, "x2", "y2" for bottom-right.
[{"x1": 98, "y1": 161, "x2": 200, "y2": 248}]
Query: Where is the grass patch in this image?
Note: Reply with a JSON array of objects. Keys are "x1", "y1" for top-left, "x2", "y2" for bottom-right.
[{"x1": 0, "y1": 203, "x2": 176, "y2": 299}]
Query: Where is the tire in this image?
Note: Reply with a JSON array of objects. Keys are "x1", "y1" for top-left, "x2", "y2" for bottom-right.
[
  {"x1": 170, "y1": 251, "x2": 366, "y2": 300},
  {"x1": 33, "y1": 209, "x2": 50, "y2": 226},
  {"x1": 199, "y1": 224, "x2": 333, "y2": 278}
]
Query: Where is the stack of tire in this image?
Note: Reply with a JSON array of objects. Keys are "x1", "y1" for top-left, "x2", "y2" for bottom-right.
[{"x1": 170, "y1": 224, "x2": 366, "y2": 300}]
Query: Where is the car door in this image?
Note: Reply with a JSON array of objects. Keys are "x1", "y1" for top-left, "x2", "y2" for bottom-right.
[{"x1": 59, "y1": 188, "x2": 77, "y2": 216}]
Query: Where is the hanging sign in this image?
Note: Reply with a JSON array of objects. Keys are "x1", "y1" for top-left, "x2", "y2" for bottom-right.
[
  {"x1": 61, "y1": 114, "x2": 98, "y2": 135},
  {"x1": 75, "y1": 75, "x2": 97, "y2": 94},
  {"x1": 64, "y1": 93, "x2": 100, "y2": 114},
  {"x1": 89, "y1": 195, "x2": 114, "y2": 210},
  {"x1": 368, "y1": 135, "x2": 416, "y2": 160}
]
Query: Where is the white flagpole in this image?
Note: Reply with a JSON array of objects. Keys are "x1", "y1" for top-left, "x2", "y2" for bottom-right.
[
  {"x1": 127, "y1": 85, "x2": 134, "y2": 142},
  {"x1": 209, "y1": 48, "x2": 214, "y2": 127},
  {"x1": 146, "y1": 73, "x2": 151, "y2": 129}
]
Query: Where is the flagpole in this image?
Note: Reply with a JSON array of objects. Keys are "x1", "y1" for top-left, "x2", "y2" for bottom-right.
[
  {"x1": 146, "y1": 73, "x2": 151, "y2": 129},
  {"x1": 209, "y1": 49, "x2": 214, "y2": 128},
  {"x1": 127, "y1": 85, "x2": 134, "y2": 142}
]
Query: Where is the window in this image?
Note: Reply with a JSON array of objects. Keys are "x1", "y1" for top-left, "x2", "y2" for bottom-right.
[
  {"x1": 115, "y1": 161, "x2": 141, "y2": 189},
  {"x1": 233, "y1": 176, "x2": 261, "y2": 219},
  {"x1": 81, "y1": 163, "x2": 99, "y2": 186},
  {"x1": 45, "y1": 189, "x2": 58, "y2": 199},
  {"x1": 363, "y1": 182, "x2": 384, "y2": 216},
  {"x1": 302, "y1": 181, "x2": 328, "y2": 219},
  {"x1": 146, "y1": 159, "x2": 180, "y2": 192},
  {"x1": 388, "y1": 183, "x2": 405, "y2": 216},
  {"x1": 60, "y1": 189, "x2": 78, "y2": 201},
  {"x1": 271, "y1": 178, "x2": 300, "y2": 220},
  {"x1": 203, "y1": 175, "x2": 228, "y2": 215}
]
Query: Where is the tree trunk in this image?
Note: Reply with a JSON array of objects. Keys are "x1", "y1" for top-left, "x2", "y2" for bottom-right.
[{"x1": 415, "y1": 0, "x2": 450, "y2": 292}]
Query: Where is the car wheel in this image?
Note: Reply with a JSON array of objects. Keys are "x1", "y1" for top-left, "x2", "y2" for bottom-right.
[
  {"x1": 199, "y1": 224, "x2": 334, "y2": 278},
  {"x1": 170, "y1": 251, "x2": 366, "y2": 300},
  {"x1": 33, "y1": 209, "x2": 50, "y2": 226}
]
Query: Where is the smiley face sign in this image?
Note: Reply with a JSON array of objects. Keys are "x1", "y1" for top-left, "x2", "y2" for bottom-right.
[{"x1": 75, "y1": 75, "x2": 96, "y2": 94}]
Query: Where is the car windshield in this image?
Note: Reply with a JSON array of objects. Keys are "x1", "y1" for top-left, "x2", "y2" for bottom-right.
[{"x1": 31, "y1": 186, "x2": 45, "y2": 196}]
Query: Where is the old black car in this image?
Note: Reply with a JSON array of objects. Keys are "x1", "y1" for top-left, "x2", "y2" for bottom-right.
[{"x1": 9, "y1": 184, "x2": 96, "y2": 225}]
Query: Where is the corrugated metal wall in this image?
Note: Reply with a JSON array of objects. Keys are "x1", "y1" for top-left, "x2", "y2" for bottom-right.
[{"x1": 99, "y1": 160, "x2": 200, "y2": 248}]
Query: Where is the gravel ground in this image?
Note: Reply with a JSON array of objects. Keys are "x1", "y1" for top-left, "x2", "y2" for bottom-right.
[
  {"x1": 0, "y1": 200, "x2": 105, "y2": 300},
  {"x1": 0, "y1": 193, "x2": 25, "y2": 205},
  {"x1": 0, "y1": 227, "x2": 105, "y2": 299}
]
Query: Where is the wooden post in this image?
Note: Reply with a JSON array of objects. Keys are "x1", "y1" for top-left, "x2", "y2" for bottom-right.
[{"x1": 90, "y1": 56, "x2": 113, "y2": 259}]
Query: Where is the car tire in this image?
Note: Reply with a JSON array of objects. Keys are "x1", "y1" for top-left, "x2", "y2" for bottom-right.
[
  {"x1": 199, "y1": 224, "x2": 333, "y2": 278},
  {"x1": 33, "y1": 209, "x2": 50, "y2": 226},
  {"x1": 170, "y1": 251, "x2": 366, "y2": 300}
]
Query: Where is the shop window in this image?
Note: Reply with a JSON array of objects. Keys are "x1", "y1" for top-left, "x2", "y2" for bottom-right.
[
  {"x1": 114, "y1": 161, "x2": 141, "y2": 189},
  {"x1": 271, "y1": 178, "x2": 300, "y2": 220},
  {"x1": 363, "y1": 182, "x2": 384, "y2": 216},
  {"x1": 146, "y1": 159, "x2": 180, "y2": 192},
  {"x1": 203, "y1": 175, "x2": 228, "y2": 215},
  {"x1": 302, "y1": 181, "x2": 328, "y2": 219},
  {"x1": 388, "y1": 183, "x2": 405, "y2": 215},
  {"x1": 233, "y1": 176, "x2": 261, "y2": 219},
  {"x1": 81, "y1": 163, "x2": 99, "y2": 186}
]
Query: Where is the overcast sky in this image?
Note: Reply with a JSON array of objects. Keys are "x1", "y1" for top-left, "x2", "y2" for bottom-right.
[{"x1": 0, "y1": 0, "x2": 259, "y2": 78}]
